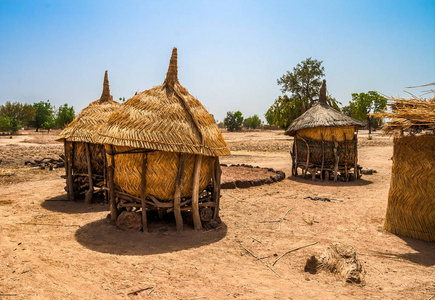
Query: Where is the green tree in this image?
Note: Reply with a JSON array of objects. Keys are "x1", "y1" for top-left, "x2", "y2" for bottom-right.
[
  {"x1": 0, "y1": 116, "x2": 13, "y2": 134},
  {"x1": 0, "y1": 101, "x2": 35, "y2": 133},
  {"x1": 350, "y1": 91, "x2": 387, "y2": 134},
  {"x1": 55, "y1": 104, "x2": 75, "y2": 128},
  {"x1": 244, "y1": 114, "x2": 262, "y2": 129},
  {"x1": 28, "y1": 100, "x2": 55, "y2": 132},
  {"x1": 224, "y1": 111, "x2": 244, "y2": 132},
  {"x1": 277, "y1": 57, "x2": 325, "y2": 112}
]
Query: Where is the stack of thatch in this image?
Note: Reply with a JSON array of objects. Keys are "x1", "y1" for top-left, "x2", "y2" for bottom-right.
[
  {"x1": 56, "y1": 71, "x2": 121, "y2": 203},
  {"x1": 286, "y1": 80, "x2": 365, "y2": 181},
  {"x1": 376, "y1": 95, "x2": 435, "y2": 242},
  {"x1": 96, "y1": 48, "x2": 230, "y2": 231}
]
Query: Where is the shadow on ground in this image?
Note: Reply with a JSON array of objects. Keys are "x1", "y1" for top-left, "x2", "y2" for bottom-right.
[
  {"x1": 287, "y1": 176, "x2": 373, "y2": 187},
  {"x1": 397, "y1": 236, "x2": 435, "y2": 266},
  {"x1": 75, "y1": 211, "x2": 227, "y2": 255},
  {"x1": 41, "y1": 194, "x2": 109, "y2": 214}
]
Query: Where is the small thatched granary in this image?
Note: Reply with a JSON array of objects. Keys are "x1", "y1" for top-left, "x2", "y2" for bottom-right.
[
  {"x1": 286, "y1": 80, "x2": 365, "y2": 181},
  {"x1": 375, "y1": 96, "x2": 435, "y2": 242},
  {"x1": 56, "y1": 71, "x2": 120, "y2": 203},
  {"x1": 96, "y1": 48, "x2": 230, "y2": 231}
]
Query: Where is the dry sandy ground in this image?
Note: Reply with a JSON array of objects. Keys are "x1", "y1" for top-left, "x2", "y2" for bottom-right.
[{"x1": 0, "y1": 130, "x2": 434, "y2": 299}]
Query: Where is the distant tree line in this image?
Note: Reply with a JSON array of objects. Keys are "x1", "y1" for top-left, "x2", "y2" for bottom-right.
[{"x1": 0, "y1": 100, "x2": 75, "y2": 134}]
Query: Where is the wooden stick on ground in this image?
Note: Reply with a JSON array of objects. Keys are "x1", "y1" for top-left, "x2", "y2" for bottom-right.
[
  {"x1": 278, "y1": 208, "x2": 293, "y2": 231},
  {"x1": 272, "y1": 241, "x2": 319, "y2": 266},
  {"x1": 239, "y1": 241, "x2": 281, "y2": 278},
  {"x1": 127, "y1": 287, "x2": 154, "y2": 296}
]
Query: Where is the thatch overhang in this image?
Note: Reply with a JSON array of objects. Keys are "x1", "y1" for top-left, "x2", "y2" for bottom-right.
[
  {"x1": 96, "y1": 48, "x2": 230, "y2": 157},
  {"x1": 285, "y1": 80, "x2": 365, "y2": 136},
  {"x1": 56, "y1": 71, "x2": 121, "y2": 144}
]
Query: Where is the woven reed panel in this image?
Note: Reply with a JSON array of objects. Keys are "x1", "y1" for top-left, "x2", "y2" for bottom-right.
[
  {"x1": 110, "y1": 146, "x2": 214, "y2": 201},
  {"x1": 72, "y1": 142, "x2": 105, "y2": 175},
  {"x1": 384, "y1": 135, "x2": 435, "y2": 242}
]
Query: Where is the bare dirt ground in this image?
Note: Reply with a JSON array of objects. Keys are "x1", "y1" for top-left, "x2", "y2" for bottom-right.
[{"x1": 0, "y1": 129, "x2": 434, "y2": 299}]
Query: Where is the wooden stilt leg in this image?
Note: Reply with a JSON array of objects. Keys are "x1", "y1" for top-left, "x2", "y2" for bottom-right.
[
  {"x1": 108, "y1": 145, "x2": 118, "y2": 222},
  {"x1": 141, "y1": 152, "x2": 148, "y2": 232},
  {"x1": 294, "y1": 138, "x2": 298, "y2": 176},
  {"x1": 212, "y1": 157, "x2": 222, "y2": 220},
  {"x1": 333, "y1": 136, "x2": 339, "y2": 182},
  {"x1": 191, "y1": 155, "x2": 203, "y2": 230},
  {"x1": 103, "y1": 147, "x2": 108, "y2": 203},
  {"x1": 320, "y1": 134, "x2": 324, "y2": 181},
  {"x1": 64, "y1": 142, "x2": 74, "y2": 201},
  {"x1": 354, "y1": 132, "x2": 358, "y2": 181},
  {"x1": 85, "y1": 143, "x2": 94, "y2": 204},
  {"x1": 174, "y1": 153, "x2": 185, "y2": 231}
]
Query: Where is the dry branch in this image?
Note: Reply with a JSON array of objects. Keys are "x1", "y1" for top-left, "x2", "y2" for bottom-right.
[{"x1": 272, "y1": 241, "x2": 319, "y2": 266}]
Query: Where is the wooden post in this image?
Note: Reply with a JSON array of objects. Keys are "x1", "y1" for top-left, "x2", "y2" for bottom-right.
[
  {"x1": 140, "y1": 152, "x2": 148, "y2": 232},
  {"x1": 108, "y1": 145, "x2": 118, "y2": 222},
  {"x1": 291, "y1": 142, "x2": 295, "y2": 176},
  {"x1": 320, "y1": 134, "x2": 324, "y2": 181},
  {"x1": 174, "y1": 153, "x2": 185, "y2": 231},
  {"x1": 333, "y1": 136, "x2": 339, "y2": 182},
  {"x1": 191, "y1": 155, "x2": 203, "y2": 230},
  {"x1": 343, "y1": 133, "x2": 348, "y2": 182},
  {"x1": 64, "y1": 142, "x2": 74, "y2": 201},
  {"x1": 354, "y1": 131, "x2": 358, "y2": 181},
  {"x1": 85, "y1": 143, "x2": 94, "y2": 204},
  {"x1": 212, "y1": 157, "x2": 222, "y2": 220},
  {"x1": 294, "y1": 138, "x2": 298, "y2": 176},
  {"x1": 103, "y1": 147, "x2": 108, "y2": 203}
]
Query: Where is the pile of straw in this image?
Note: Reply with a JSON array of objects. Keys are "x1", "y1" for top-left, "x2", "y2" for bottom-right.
[{"x1": 374, "y1": 97, "x2": 435, "y2": 134}]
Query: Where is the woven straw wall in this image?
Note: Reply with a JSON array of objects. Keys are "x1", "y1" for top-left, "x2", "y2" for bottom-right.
[
  {"x1": 72, "y1": 142, "x2": 105, "y2": 175},
  {"x1": 297, "y1": 126, "x2": 356, "y2": 142},
  {"x1": 107, "y1": 145, "x2": 214, "y2": 201},
  {"x1": 384, "y1": 135, "x2": 435, "y2": 242}
]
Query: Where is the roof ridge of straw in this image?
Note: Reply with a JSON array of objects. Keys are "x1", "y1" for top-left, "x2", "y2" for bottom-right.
[{"x1": 99, "y1": 70, "x2": 111, "y2": 103}]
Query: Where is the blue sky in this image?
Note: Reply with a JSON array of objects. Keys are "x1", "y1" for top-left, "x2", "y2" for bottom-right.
[{"x1": 0, "y1": 0, "x2": 434, "y2": 122}]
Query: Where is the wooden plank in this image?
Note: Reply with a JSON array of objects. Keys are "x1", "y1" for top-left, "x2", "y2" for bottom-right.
[
  {"x1": 191, "y1": 155, "x2": 203, "y2": 230},
  {"x1": 84, "y1": 143, "x2": 94, "y2": 204},
  {"x1": 212, "y1": 157, "x2": 222, "y2": 219},
  {"x1": 108, "y1": 145, "x2": 118, "y2": 222},
  {"x1": 173, "y1": 153, "x2": 185, "y2": 231},
  {"x1": 140, "y1": 152, "x2": 148, "y2": 232}
]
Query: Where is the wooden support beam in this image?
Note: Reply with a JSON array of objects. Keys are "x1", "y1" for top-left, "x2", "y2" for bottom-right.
[
  {"x1": 333, "y1": 136, "x2": 339, "y2": 182},
  {"x1": 294, "y1": 138, "x2": 298, "y2": 176},
  {"x1": 108, "y1": 145, "x2": 118, "y2": 222},
  {"x1": 212, "y1": 157, "x2": 222, "y2": 220},
  {"x1": 64, "y1": 142, "x2": 74, "y2": 201},
  {"x1": 191, "y1": 155, "x2": 203, "y2": 230},
  {"x1": 354, "y1": 132, "x2": 358, "y2": 181},
  {"x1": 344, "y1": 133, "x2": 348, "y2": 182},
  {"x1": 103, "y1": 147, "x2": 108, "y2": 203},
  {"x1": 84, "y1": 143, "x2": 94, "y2": 204},
  {"x1": 141, "y1": 152, "x2": 148, "y2": 232},
  {"x1": 320, "y1": 134, "x2": 324, "y2": 181},
  {"x1": 174, "y1": 153, "x2": 185, "y2": 231}
]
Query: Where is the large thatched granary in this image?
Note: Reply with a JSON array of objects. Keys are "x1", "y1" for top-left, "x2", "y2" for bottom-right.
[
  {"x1": 376, "y1": 96, "x2": 435, "y2": 242},
  {"x1": 56, "y1": 71, "x2": 120, "y2": 203},
  {"x1": 96, "y1": 48, "x2": 230, "y2": 231},
  {"x1": 286, "y1": 80, "x2": 365, "y2": 181}
]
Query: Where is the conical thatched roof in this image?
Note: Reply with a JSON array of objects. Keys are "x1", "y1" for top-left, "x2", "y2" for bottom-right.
[
  {"x1": 285, "y1": 80, "x2": 365, "y2": 136},
  {"x1": 56, "y1": 71, "x2": 121, "y2": 143},
  {"x1": 96, "y1": 48, "x2": 230, "y2": 157}
]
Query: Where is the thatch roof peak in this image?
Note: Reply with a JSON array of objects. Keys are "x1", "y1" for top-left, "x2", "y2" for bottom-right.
[
  {"x1": 319, "y1": 79, "x2": 327, "y2": 104},
  {"x1": 163, "y1": 47, "x2": 179, "y2": 89},
  {"x1": 96, "y1": 49, "x2": 230, "y2": 157},
  {"x1": 99, "y1": 70, "x2": 111, "y2": 102}
]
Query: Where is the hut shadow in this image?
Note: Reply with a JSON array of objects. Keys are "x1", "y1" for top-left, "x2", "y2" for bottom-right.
[
  {"x1": 75, "y1": 214, "x2": 228, "y2": 255},
  {"x1": 41, "y1": 194, "x2": 109, "y2": 214},
  {"x1": 397, "y1": 236, "x2": 435, "y2": 266},
  {"x1": 286, "y1": 176, "x2": 373, "y2": 186}
]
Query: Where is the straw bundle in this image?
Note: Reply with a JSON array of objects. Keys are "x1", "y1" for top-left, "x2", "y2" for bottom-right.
[
  {"x1": 384, "y1": 135, "x2": 435, "y2": 242},
  {"x1": 374, "y1": 97, "x2": 435, "y2": 134},
  {"x1": 72, "y1": 142, "x2": 105, "y2": 175}
]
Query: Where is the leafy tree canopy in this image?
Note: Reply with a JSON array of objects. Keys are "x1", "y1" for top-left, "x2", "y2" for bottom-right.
[
  {"x1": 55, "y1": 104, "x2": 75, "y2": 128},
  {"x1": 244, "y1": 114, "x2": 262, "y2": 129},
  {"x1": 349, "y1": 91, "x2": 387, "y2": 134},
  {"x1": 224, "y1": 111, "x2": 244, "y2": 132},
  {"x1": 28, "y1": 100, "x2": 55, "y2": 132},
  {"x1": 0, "y1": 101, "x2": 35, "y2": 133}
]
